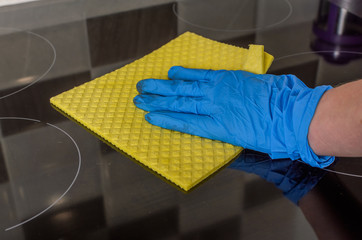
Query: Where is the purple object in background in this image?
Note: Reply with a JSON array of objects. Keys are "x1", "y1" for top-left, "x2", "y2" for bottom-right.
[
  {"x1": 312, "y1": 0, "x2": 362, "y2": 63},
  {"x1": 313, "y1": 0, "x2": 362, "y2": 46}
]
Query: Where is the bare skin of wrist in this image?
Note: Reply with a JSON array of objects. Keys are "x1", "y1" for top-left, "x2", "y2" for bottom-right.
[{"x1": 308, "y1": 79, "x2": 362, "y2": 157}]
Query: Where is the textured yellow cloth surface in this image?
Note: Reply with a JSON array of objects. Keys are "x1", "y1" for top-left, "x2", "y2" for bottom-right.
[{"x1": 50, "y1": 32, "x2": 274, "y2": 191}]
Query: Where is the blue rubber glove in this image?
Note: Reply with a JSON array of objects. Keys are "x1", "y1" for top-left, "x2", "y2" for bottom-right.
[
  {"x1": 134, "y1": 66, "x2": 335, "y2": 168},
  {"x1": 228, "y1": 149, "x2": 326, "y2": 204}
]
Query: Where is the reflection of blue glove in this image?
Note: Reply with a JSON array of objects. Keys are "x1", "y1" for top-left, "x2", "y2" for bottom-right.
[
  {"x1": 134, "y1": 66, "x2": 335, "y2": 168},
  {"x1": 229, "y1": 149, "x2": 326, "y2": 204}
]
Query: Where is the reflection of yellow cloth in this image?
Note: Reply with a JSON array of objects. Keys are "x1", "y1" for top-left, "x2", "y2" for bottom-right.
[{"x1": 50, "y1": 32, "x2": 274, "y2": 191}]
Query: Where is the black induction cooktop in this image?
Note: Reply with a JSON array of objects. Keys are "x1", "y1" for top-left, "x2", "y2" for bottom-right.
[{"x1": 0, "y1": 0, "x2": 361, "y2": 239}]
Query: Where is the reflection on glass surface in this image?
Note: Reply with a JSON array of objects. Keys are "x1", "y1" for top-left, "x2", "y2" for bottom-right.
[
  {"x1": 0, "y1": 0, "x2": 361, "y2": 239},
  {"x1": 229, "y1": 149, "x2": 326, "y2": 204},
  {"x1": 174, "y1": 0, "x2": 292, "y2": 31},
  {"x1": 0, "y1": 118, "x2": 80, "y2": 231},
  {"x1": 311, "y1": 0, "x2": 362, "y2": 64},
  {"x1": 271, "y1": 50, "x2": 362, "y2": 91},
  {"x1": 175, "y1": 0, "x2": 293, "y2": 41},
  {"x1": 0, "y1": 29, "x2": 55, "y2": 99},
  {"x1": 0, "y1": 0, "x2": 39, "y2": 8}
]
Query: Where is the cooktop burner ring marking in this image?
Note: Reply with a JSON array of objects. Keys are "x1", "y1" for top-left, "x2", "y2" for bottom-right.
[
  {"x1": 1, "y1": 117, "x2": 82, "y2": 231},
  {"x1": 295, "y1": 160, "x2": 362, "y2": 179},
  {"x1": 0, "y1": 27, "x2": 56, "y2": 100},
  {"x1": 172, "y1": 0, "x2": 293, "y2": 32},
  {"x1": 322, "y1": 168, "x2": 362, "y2": 178},
  {"x1": 275, "y1": 50, "x2": 362, "y2": 61}
]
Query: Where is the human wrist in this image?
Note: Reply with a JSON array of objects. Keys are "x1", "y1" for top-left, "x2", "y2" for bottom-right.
[
  {"x1": 307, "y1": 87, "x2": 333, "y2": 156},
  {"x1": 308, "y1": 79, "x2": 362, "y2": 157},
  {"x1": 293, "y1": 85, "x2": 335, "y2": 168}
]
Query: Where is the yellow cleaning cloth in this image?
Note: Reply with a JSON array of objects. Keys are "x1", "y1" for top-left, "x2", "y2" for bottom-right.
[
  {"x1": 244, "y1": 44, "x2": 274, "y2": 74},
  {"x1": 50, "y1": 32, "x2": 274, "y2": 191}
]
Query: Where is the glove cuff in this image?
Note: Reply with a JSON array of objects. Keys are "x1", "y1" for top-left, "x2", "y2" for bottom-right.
[
  {"x1": 269, "y1": 75, "x2": 335, "y2": 168},
  {"x1": 293, "y1": 85, "x2": 335, "y2": 168}
]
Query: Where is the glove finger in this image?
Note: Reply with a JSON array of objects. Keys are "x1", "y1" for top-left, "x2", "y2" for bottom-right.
[
  {"x1": 168, "y1": 66, "x2": 215, "y2": 81},
  {"x1": 134, "y1": 94, "x2": 211, "y2": 115},
  {"x1": 145, "y1": 111, "x2": 220, "y2": 141},
  {"x1": 136, "y1": 79, "x2": 204, "y2": 97}
]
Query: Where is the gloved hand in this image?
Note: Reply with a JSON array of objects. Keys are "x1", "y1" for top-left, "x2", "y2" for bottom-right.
[
  {"x1": 228, "y1": 149, "x2": 326, "y2": 204},
  {"x1": 134, "y1": 66, "x2": 335, "y2": 168}
]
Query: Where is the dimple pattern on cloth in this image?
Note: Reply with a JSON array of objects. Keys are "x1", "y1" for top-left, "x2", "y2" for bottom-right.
[{"x1": 50, "y1": 32, "x2": 274, "y2": 191}]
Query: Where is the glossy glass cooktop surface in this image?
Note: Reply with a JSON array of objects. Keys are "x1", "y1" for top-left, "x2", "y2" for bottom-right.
[{"x1": 0, "y1": 0, "x2": 361, "y2": 239}]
